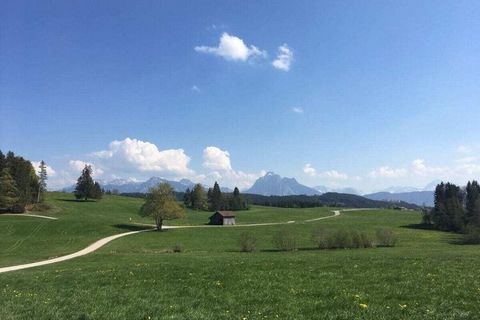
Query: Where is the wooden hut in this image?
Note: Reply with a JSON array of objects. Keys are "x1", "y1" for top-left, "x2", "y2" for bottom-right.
[{"x1": 208, "y1": 211, "x2": 236, "y2": 225}]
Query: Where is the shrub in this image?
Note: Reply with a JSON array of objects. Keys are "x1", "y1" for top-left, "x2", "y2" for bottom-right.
[
  {"x1": 351, "y1": 231, "x2": 375, "y2": 248},
  {"x1": 376, "y1": 228, "x2": 398, "y2": 247},
  {"x1": 239, "y1": 232, "x2": 257, "y2": 252},
  {"x1": 31, "y1": 202, "x2": 53, "y2": 212},
  {"x1": 172, "y1": 243, "x2": 184, "y2": 253},
  {"x1": 11, "y1": 203, "x2": 26, "y2": 213},
  {"x1": 273, "y1": 229, "x2": 297, "y2": 251},
  {"x1": 312, "y1": 228, "x2": 332, "y2": 249},
  {"x1": 332, "y1": 230, "x2": 353, "y2": 249},
  {"x1": 463, "y1": 226, "x2": 480, "y2": 244}
]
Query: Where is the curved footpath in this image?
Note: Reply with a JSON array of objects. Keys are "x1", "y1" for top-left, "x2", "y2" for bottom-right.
[
  {"x1": 0, "y1": 209, "x2": 348, "y2": 274},
  {"x1": 1, "y1": 213, "x2": 58, "y2": 220}
]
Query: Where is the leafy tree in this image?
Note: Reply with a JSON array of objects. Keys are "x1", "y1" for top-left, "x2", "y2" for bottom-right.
[
  {"x1": 191, "y1": 183, "x2": 208, "y2": 210},
  {"x1": 74, "y1": 165, "x2": 95, "y2": 200},
  {"x1": 208, "y1": 181, "x2": 223, "y2": 211},
  {"x1": 4, "y1": 151, "x2": 39, "y2": 206},
  {"x1": 37, "y1": 160, "x2": 48, "y2": 203},
  {"x1": 0, "y1": 168, "x2": 19, "y2": 209},
  {"x1": 140, "y1": 183, "x2": 184, "y2": 231}
]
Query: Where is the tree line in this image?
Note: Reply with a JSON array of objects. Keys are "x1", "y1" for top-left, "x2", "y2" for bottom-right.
[
  {"x1": 0, "y1": 150, "x2": 48, "y2": 212},
  {"x1": 422, "y1": 181, "x2": 480, "y2": 233},
  {"x1": 183, "y1": 181, "x2": 247, "y2": 211}
]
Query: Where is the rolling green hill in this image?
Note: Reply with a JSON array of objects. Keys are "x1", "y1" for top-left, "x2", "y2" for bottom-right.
[{"x1": 1, "y1": 193, "x2": 479, "y2": 319}]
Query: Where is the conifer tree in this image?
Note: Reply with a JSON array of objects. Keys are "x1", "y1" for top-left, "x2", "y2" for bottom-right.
[
  {"x1": 183, "y1": 187, "x2": 192, "y2": 207},
  {"x1": 209, "y1": 181, "x2": 223, "y2": 211},
  {"x1": 466, "y1": 181, "x2": 480, "y2": 226},
  {"x1": 0, "y1": 168, "x2": 19, "y2": 209},
  {"x1": 231, "y1": 187, "x2": 245, "y2": 211},
  {"x1": 92, "y1": 181, "x2": 103, "y2": 200},
  {"x1": 191, "y1": 183, "x2": 208, "y2": 210},
  {"x1": 37, "y1": 160, "x2": 48, "y2": 203},
  {"x1": 74, "y1": 165, "x2": 95, "y2": 200}
]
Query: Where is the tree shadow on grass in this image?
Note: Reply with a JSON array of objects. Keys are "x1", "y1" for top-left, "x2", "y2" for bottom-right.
[
  {"x1": 113, "y1": 223, "x2": 155, "y2": 231},
  {"x1": 400, "y1": 223, "x2": 436, "y2": 230},
  {"x1": 56, "y1": 199, "x2": 97, "y2": 203}
]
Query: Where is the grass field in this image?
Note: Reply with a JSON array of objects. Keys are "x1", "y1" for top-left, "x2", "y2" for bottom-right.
[{"x1": 1, "y1": 193, "x2": 480, "y2": 319}]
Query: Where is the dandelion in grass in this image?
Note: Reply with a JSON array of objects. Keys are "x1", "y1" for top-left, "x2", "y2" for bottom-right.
[
  {"x1": 359, "y1": 303, "x2": 368, "y2": 309},
  {"x1": 399, "y1": 304, "x2": 407, "y2": 309}
]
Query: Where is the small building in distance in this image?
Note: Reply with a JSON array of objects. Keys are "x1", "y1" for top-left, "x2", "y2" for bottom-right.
[{"x1": 209, "y1": 211, "x2": 236, "y2": 225}]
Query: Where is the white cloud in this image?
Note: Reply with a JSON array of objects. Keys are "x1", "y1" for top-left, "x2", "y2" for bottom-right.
[
  {"x1": 411, "y1": 159, "x2": 445, "y2": 176},
  {"x1": 369, "y1": 166, "x2": 407, "y2": 178},
  {"x1": 272, "y1": 44, "x2": 293, "y2": 71},
  {"x1": 31, "y1": 161, "x2": 56, "y2": 177},
  {"x1": 292, "y1": 107, "x2": 304, "y2": 114},
  {"x1": 191, "y1": 85, "x2": 201, "y2": 93},
  {"x1": 321, "y1": 170, "x2": 349, "y2": 180},
  {"x1": 303, "y1": 164, "x2": 348, "y2": 180},
  {"x1": 303, "y1": 163, "x2": 316, "y2": 177},
  {"x1": 92, "y1": 138, "x2": 194, "y2": 177},
  {"x1": 195, "y1": 33, "x2": 266, "y2": 62},
  {"x1": 69, "y1": 160, "x2": 104, "y2": 177},
  {"x1": 457, "y1": 145, "x2": 473, "y2": 154},
  {"x1": 202, "y1": 146, "x2": 264, "y2": 189}
]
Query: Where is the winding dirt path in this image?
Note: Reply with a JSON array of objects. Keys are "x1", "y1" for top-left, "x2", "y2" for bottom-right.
[
  {"x1": 0, "y1": 213, "x2": 58, "y2": 220},
  {"x1": 0, "y1": 209, "x2": 346, "y2": 274}
]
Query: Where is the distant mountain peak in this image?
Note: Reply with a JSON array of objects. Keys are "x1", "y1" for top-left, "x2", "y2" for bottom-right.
[{"x1": 246, "y1": 172, "x2": 320, "y2": 196}]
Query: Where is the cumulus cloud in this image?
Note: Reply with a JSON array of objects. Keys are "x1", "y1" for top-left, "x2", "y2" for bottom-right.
[
  {"x1": 202, "y1": 146, "x2": 264, "y2": 189},
  {"x1": 195, "y1": 33, "x2": 266, "y2": 62},
  {"x1": 303, "y1": 164, "x2": 348, "y2": 180},
  {"x1": 292, "y1": 107, "x2": 304, "y2": 114},
  {"x1": 191, "y1": 85, "x2": 201, "y2": 93},
  {"x1": 303, "y1": 163, "x2": 316, "y2": 177},
  {"x1": 272, "y1": 44, "x2": 293, "y2": 71},
  {"x1": 92, "y1": 138, "x2": 194, "y2": 177},
  {"x1": 69, "y1": 160, "x2": 104, "y2": 177},
  {"x1": 31, "y1": 161, "x2": 56, "y2": 177},
  {"x1": 369, "y1": 166, "x2": 407, "y2": 179},
  {"x1": 321, "y1": 170, "x2": 349, "y2": 180},
  {"x1": 411, "y1": 159, "x2": 445, "y2": 176}
]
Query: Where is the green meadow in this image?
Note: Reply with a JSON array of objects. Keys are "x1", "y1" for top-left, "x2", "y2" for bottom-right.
[{"x1": 1, "y1": 193, "x2": 480, "y2": 319}]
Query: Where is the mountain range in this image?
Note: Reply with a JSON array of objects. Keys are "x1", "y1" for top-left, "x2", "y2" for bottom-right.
[
  {"x1": 61, "y1": 171, "x2": 437, "y2": 207},
  {"x1": 62, "y1": 177, "x2": 232, "y2": 194}
]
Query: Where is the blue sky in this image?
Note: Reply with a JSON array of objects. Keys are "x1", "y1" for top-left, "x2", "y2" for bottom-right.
[{"x1": 1, "y1": 0, "x2": 479, "y2": 192}]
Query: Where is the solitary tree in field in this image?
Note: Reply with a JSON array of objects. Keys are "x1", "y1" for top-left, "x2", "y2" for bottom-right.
[
  {"x1": 37, "y1": 160, "x2": 48, "y2": 203},
  {"x1": 0, "y1": 168, "x2": 19, "y2": 209},
  {"x1": 74, "y1": 165, "x2": 95, "y2": 200},
  {"x1": 140, "y1": 183, "x2": 185, "y2": 231}
]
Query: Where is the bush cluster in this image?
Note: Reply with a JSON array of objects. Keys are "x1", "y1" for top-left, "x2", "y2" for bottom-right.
[
  {"x1": 239, "y1": 232, "x2": 257, "y2": 252},
  {"x1": 239, "y1": 228, "x2": 398, "y2": 252},
  {"x1": 272, "y1": 229, "x2": 297, "y2": 251}
]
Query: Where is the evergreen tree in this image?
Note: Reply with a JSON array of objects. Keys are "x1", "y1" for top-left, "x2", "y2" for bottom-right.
[
  {"x1": 74, "y1": 165, "x2": 95, "y2": 200},
  {"x1": 0, "y1": 150, "x2": 5, "y2": 173},
  {"x1": 4, "y1": 152, "x2": 39, "y2": 205},
  {"x1": 444, "y1": 183, "x2": 464, "y2": 232},
  {"x1": 0, "y1": 168, "x2": 19, "y2": 209},
  {"x1": 191, "y1": 183, "x2": 208, "y2": 210},
  {"x1": 37, "y1": 160, "x2": 48, "y2": 203},
  {"x1": 231, "y1": 187, "x2": 245, "y2": 211},
  {"x1": 432, "y1": 183, "x2": 449, "y2": 230},
  {"x1": 209, "y1": 181, "x2": 223, "y2": 211},
  {"x1": 92, "y1": 181, "x2": 103, "y2": 200},
  {"x1": 466, "y1": 181, "x2": 480, "y2": 226},
  {"x1": 183, "y1": 188, "x2": 192, "y2": 207}
]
